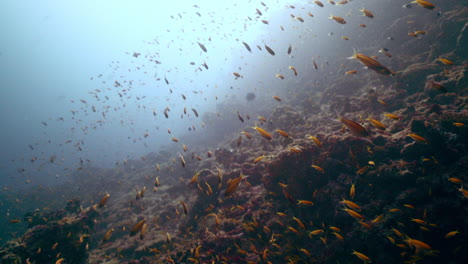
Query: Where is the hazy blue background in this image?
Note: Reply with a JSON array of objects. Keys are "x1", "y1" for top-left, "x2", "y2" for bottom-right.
[
  {"x1": 0, "y1": 0, "x2": 415, "y2": 187},
  {"x1": 0, "y1": 0, "x2": 299, "y2": 186}
]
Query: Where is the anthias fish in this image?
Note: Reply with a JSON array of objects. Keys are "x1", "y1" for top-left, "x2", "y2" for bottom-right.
[
  {"x1": 349, "y1": 50, "x2": 395, "y2": 76},
  {"x1": 340, "y1": 117, "x2": 369, "y2": 137}
]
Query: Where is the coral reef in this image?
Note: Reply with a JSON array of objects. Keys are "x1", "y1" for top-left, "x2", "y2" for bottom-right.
[{"x1": 0, "y1": 200, "x2": 99, "y2": 264}]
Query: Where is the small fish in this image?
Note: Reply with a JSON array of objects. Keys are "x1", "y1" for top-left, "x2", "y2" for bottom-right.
[
  {"x1": 348, "y1": 49, "x2": 395, "y2": 76},
  {"x1": 253, "y1": 125, "x2": 273, "y2": 140},
  {"x1": 264, "y1": 45, "x2": 275, "y2": 55},
  {"x1": 356, "y1": 166, "x2": 369, "y2": 175},
  {"x1": 233, "y1": 72, "x2": 242, "y2": 78},
  {"x1": 340, "y1": 199, "x2": 361, "y2": 210},
  {"x1": 453, "y1": 122, "x2": 464, "y2": 127},
  {"x1": 180, "y1": 201, "x2": 188, "y2": 215},
  {"x1": 140, "y1": 223, "x2": 148, "y2": 240},
  {"x1": 359, "y1": 24, "x2": 367, "y2": 28},
  {"x1": 224, "y1": 172, "x2": 247, "y2": 197},
  {"x1": 287, "y1": 44, "x2": 292, "y2": 55},
  {"x1": 290, "y1": 146, "x2": 302, "y2": 153},
  {"x1": 297, "y1": 200, "x2": 314, "y2": 206},
  {"x1": 309, "y1": 229, "x2": 324, "y2": 236},
  {"x1": 242, "y1": 42, "x2": 251, "y2": 52},
  {"x1": 241, "y1": 131, "x2": 252, "y2": 139},
  {"x1": 275, "y1": 73, "x2": 285, "y2": 79},
  {"x1": 411, "y1": 218, "x2": 426, "y2": 225},
  {"x1": 360, "y1": 8, "x2": 374, "y2": 18},
  {"x1": 342, "y1": 36, "x2": 349, "y2": 40},
  {"x1": 237, "y1": 111, "x2": 245, "y2": 122},
  {"x1": 275, "y1": 129, "x2": 289, "y2": 138},
  {"x1": 350, "y1": 183, "x2": 356, "y2": 199},
  {"x1": 405, "y1": 238, "x2": 431, "y2": 249},
  {"x1": 179, "y1": 153, "x2": 186, "y2": 167},
  {"x1": 437, "y1": 57, "x2": 454, "y2": 65},
  {"x1": 295, "y1": 17, "x2": 304, "y2": 23},
  {"x1": 261, "y1": 19, "x2": 269, "y2": 24},
  {"x1": 459, "y1": 187, "x2": 468, "y2": 198},
  {"x1": 51, "y1": 242, "x2": 59, "y2": 250},
  {"x1": 448, "y1": 177, "x2": 463, "y2": 184},
  {"x1": 379, "y1": 48, "x2": 393, "y2": 57},
  {"x1": 217, "y1": 166, "x2": 223, "y2": 186},
  {"x1": 367, "y1": 118, "x2": 386, "y2": 130},
  {"x1": 333, "y1": 232, "x2": 344, "y2": 240},
  {"x1": 98, "y1": 193, "x2": 110, "y2": 208},
  {"x1": 384, "y1": 113, "x2": 400, "y2": 120},
  {"x1": 204, "y1": 181, "x2": 213, "y2": 195},
  {"x1": 329, "y1": 15, "x2": 346, "y2": 24},
  {"x1": 154, "y1": 176, "x2": 160, "y2": 187},
  {"x1": 345, "y1": 70, "x2": 357, "y2": 75},
  {"x1": 102, "y1": 228, "x2": 115, "y2": 243},
  {"x1": 256, "y1": 8, "x2": 262, "y2": 16},
  {"x1": 411, "y1": 0, "x2": 435, "y2": 10},
  {"x1": 445, "y1": 230, "x2": 460, "y2": 238},
  {"x1": 282, "y1": 188, "x2": 296, "y2": 204},
  {"x1": 55, "y1": 259, "x2": 65, "y2": 264},
  {"x1": 300, "y1": 248, "x2": 312, "y2": 256},
  {"x1": 311, "y1": 165, "x2": 324, "y2": 173},
  {"x1": 340, "y1": 117, "x2": 369, "y2": 137},
  {"x1": 377, "y1": 99, "x2": 388, "y2": 106},
  {"x1": 273, "y1": 96, "x2": 282, "y2": 101},
  {"x1": 342, "y1": 208, "x2": 364, "y2": 219},
  {"x1": 197, "y1": 42, "x2": 207, "y2": 52},
  {"x1": 371, "y1": 214, "x2": 384, "y2": 224},
  {"x1": 352, "y1": 250, "x2": 371, "y2": 263},
  {"x1": 130, "y1": 219, "x2": 146, "y2": 236},
  {"x1": 293, "y1": 217, "x2": 306, "y2": 229},
  {"x1": 252, "y1": 155, "x2": 267, "y2": 163},
  {"x1": 407, "y1": 133, "x2": 428, "y2": 143},
  {"x1": 314, "y1": 1, "x2": 324, "y2": 7},
  {"x1": 288, "y1": 66, "x2": 297, "y2": 76},
  {"x1": 313, "y1": 59, "x2": 318, "y2": 69}
]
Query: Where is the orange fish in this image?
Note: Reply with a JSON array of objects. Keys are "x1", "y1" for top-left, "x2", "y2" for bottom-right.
[
  {"x1": 360, "y1": 8, "x2": 374, "y2": 18},
  {"x1": 98, "y1": 193, "x2": 110, "y2": 208},
  {"x1": 311, "y1": 165, "x2": 325, "y2": 173},
  {"x1": 130, "y1": 219, "x2": 146, "y2": 236},
  {"x1": 224, "y1": 172, "x2": 247, "y2": 197},
  {"x1": 411, "y1": 0, "x2": 435, "y2": 10},
  {"x1": 367, "y1": 118, "x2": 386, "y2": 130},
  {"x1": 340, "y1": 117, "x2": 369, "y2": 137},
  {"x1": 407, "y1": 133, "x2": 428, "y2": 143},
  {"x1": 348, "y1": 50, "x2": 395, "y2": 76},
  {"x1": 275, "y1": 129, "x2": 290, "y2": 138},
  {"x1": 329, "y1": 15, "x2": 346, "y2": 24},
  {"x1": 253, "y1": 125, "x2": 273, "y2": 140}
]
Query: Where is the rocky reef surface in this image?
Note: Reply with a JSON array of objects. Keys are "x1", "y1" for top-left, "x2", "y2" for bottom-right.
[{"x1": 0, "y1": 200, "x2": 99, "y2": 264}]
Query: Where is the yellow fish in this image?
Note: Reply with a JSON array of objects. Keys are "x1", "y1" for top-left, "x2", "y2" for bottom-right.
[{"x1": 224, "y1": 172, "x2": 247, "y2": 197}]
